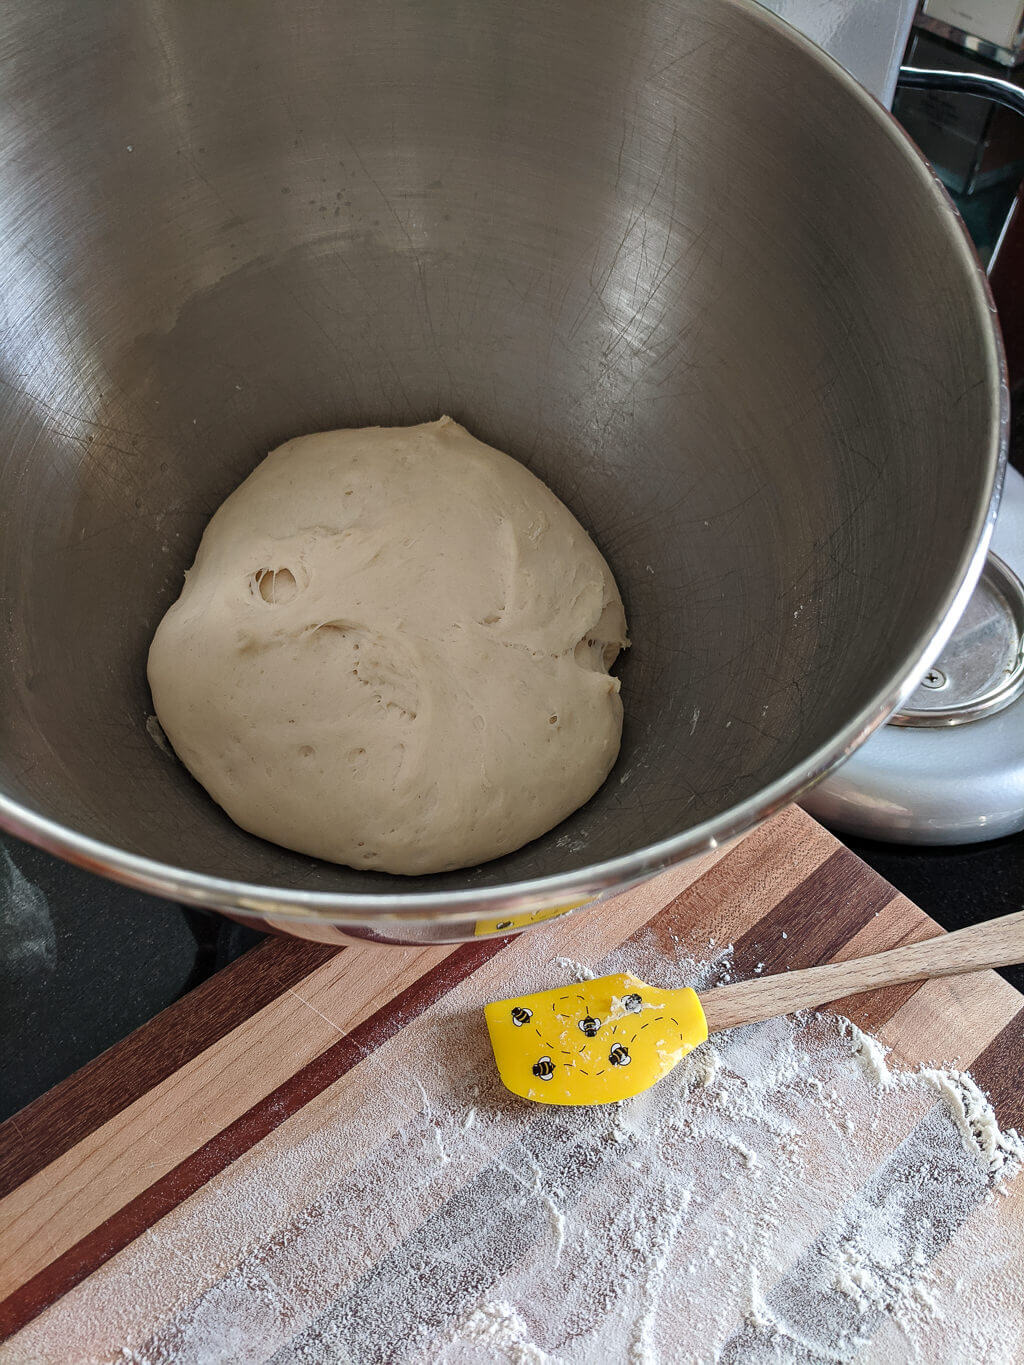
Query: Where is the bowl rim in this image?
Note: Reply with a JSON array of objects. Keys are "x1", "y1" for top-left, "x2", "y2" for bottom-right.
[{"x1": 0, "y1": 0, "x2": 1009, "y2": 928}]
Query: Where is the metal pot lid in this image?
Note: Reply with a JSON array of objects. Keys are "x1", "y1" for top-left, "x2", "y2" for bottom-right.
[
  {"x1": 890, "y1": 551, "x2": 1024, "y2": 727},
  {"x1": 804, "y1": 464, "x2": 1024, "y2": 845}
]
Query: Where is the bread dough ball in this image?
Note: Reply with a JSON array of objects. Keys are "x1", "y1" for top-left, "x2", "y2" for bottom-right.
[{"x1": 148, "y1": 417, "x2": 628, "y2": 874}]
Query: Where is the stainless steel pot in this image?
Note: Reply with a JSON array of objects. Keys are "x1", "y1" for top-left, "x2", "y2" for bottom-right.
[{"x1": 0, "y1": 0, "x2": 1005, "y2": 943}]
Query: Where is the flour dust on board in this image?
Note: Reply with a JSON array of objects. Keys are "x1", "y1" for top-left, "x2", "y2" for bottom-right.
[{"x1": 11, "y1": 927, "x2": 1023, "y2": 1364}]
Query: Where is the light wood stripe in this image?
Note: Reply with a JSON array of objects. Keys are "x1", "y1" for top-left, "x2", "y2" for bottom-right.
[
  {"x1": 859, "y1": 1160, "x2": 1024, "y2": 1365},
  {"x1": 876, "y1": 970, "x2": 1023, "y2": 1072},
  {"x1": 661, "y1": 804, "x2": 838, "y2": 958}
]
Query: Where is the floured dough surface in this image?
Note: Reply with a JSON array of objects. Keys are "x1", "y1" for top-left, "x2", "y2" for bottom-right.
[{"x1": 148, "y1": 417, "x2": 628, "y2": 874}]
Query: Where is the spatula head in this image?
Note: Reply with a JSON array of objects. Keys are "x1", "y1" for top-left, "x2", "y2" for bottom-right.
[{"x1": 485, "y1": 971, "x2": 708, "y2": 1105}]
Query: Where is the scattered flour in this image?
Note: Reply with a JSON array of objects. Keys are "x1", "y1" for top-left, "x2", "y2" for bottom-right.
[
  {"x1": 144, "y1": 714, "x2": 175, "y2": 758},
  {"x1": 449, "y1": 1301, "x2": 554, "y2": 1365},
  {"x1": 10, "y1": 928, "x2": 1023, "y2": 1365},
  {"x1": 726, "y1": 1135, "x2": 760, "y2": 1170},
  {"x1": 917, "y1": 1067, "x2": 1024, "y2": 1181},
  {"x1": 0, "y1": 846, "x2": 56, "y2": 977},
  {"x1": 549, "y1": 958, "x2": 595, "y2": 982},
  {"x1": 842, "y1": 1019, "x2": 1024, "y2": 1180},
  {"x1": 842, "y1": 1018, "x2": 894, "y2": 1089}
]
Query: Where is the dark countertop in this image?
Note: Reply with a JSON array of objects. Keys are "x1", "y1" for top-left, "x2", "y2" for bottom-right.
[{"x1": 0, "y1": 839, "x2": 237, "y2": 1118}]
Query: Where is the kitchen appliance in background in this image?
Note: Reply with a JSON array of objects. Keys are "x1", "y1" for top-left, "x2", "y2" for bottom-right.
[
  {"x1": 759, "y1": 0, "x2": 916, "y2": 104},
  {"x1": 805, "y1": 57, "x2": 1024, "y2": 846},
  {"x1": 894, "y1": 26, "x2": 1024, "y2": 273},
  {"x1": 919, "y1": 0, "x2": 1024, "y2": 65},
  {"x1": 803, "y1": 465, "x2": 1024, "y2": 843}
]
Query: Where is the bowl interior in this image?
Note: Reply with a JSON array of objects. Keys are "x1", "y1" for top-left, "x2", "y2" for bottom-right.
[{"x1": 0, "y1": 0, "x2": 1000, "y2": 897}]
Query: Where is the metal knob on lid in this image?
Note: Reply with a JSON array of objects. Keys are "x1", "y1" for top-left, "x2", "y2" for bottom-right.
[{"x1": 891, "y1": 552, "x2": 1024, "y2": 728}]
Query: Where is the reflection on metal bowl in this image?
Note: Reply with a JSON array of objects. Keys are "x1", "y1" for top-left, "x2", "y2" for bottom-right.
[{"x1": 0, "y1": 0, "x2": 1005, "y2": 942}]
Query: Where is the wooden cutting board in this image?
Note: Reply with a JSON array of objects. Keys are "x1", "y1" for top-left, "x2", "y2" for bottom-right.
[{"x1": 0, "y1": 807, "x2": 1021, "y2": 1361}]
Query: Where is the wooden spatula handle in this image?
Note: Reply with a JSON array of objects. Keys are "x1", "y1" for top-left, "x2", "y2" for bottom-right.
[{"x1": 698, "y1": 908, "x2": 1024, "y2": 1034}]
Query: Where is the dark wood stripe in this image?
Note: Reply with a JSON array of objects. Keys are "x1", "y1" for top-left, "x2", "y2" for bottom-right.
[
  {"x1": 832, "y1": 978, "x2": 926, "y2": 1034},
  {"x1": 0, "y1": 935, "x2": 339, "y2": 1200},
  {"x1": 0, "y1": 936, "x2": 509, "y2": 1342},
  {"x1": 965, "y1": 1004, "x2": 1024, "y2": 1132},
  {"x1": 720, "y1": 850, "x2": 937, "y2": 1029},
  {"x1": 638, "y1": 844, "x2": 921, "y2": 1031},
  {"x1": 726, "y1": 847, "x2": 898, "y2": 977},
  {"x1": 827, "y1": 909, "x2": 940, "y2": 1033}
]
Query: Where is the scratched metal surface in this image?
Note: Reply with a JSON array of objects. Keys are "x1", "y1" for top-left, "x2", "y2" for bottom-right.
[{"x1": 0, "y1": 0, "x2": 1004, "y2": 931}]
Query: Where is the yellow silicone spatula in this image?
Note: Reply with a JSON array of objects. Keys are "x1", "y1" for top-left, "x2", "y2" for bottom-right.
[
  {"x1": 485, "y1": 972, "x2": 707, "y2": 1105},
  {"x1": 485, "y1": 908, "x2": 1024, "y2": 1105}
]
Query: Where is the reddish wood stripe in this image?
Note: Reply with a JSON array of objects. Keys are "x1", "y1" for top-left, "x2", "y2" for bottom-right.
[
  {"x1": 0, "y1": 936, "x2": 508, "y2": 1342},
  {"x1": 0, "y1": 936, "x2": 340, "y2": 1200}
]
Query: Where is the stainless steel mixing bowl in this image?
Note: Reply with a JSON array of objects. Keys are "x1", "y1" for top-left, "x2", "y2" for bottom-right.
[{"x1": 0, "y1": 0, "x2": 1005, "y2": 943}]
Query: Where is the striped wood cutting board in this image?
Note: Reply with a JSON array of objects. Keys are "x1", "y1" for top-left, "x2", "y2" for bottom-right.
[{"x1": 0, "y1": 806, "x2": 1021, "y2": 1360}]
